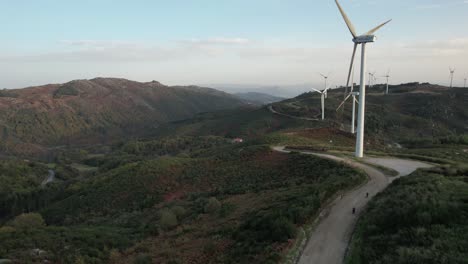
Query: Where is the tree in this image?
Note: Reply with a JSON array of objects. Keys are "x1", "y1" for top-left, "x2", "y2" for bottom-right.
[{"x1": 10, "y1": 213, "x2": 45, "y2": 231}]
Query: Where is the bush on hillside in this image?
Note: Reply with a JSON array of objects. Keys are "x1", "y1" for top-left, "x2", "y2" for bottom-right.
[
  {"x1": 10, "y1": 213, "x2": 45, "y2": 230},
  {"x1": 204, "y1": 197, "x2": 221, "y2": 214},
  {"x1": 134, "y1": 254, "x2": 152, "y2": 264},
  {"x1": 159, "y1": 209, "x2": 178, "y2": 230}
]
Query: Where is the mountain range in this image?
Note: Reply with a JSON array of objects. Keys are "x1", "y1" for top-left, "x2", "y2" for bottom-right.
[{"x1": 0, "y1": 78, "x2": 246, "y2": 156}]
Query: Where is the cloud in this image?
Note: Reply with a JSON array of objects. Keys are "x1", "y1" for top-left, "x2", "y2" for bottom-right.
[
  {"x1": 414, "y1": 4, "x2": 441, "y2": 9},
  {"x1": 401, "y1": 38, "x2": 468, "y2": 56},
  {"x1": 1, "y1": 37, "x2": 467, "y2": 88},
  {"x1": 0, "y1": 37, "x2": 252, "y2": 63},
  {"x1": 181, "y1": 37, "x2": 250, "y2": 45}
]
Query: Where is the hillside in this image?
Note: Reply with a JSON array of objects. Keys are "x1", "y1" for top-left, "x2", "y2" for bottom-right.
[
  {"x1": 270, "y1": 83, "x2": 468, "y2": 144},
  {"x1": 0, "y1": 139, "x2": 365, "y2": 263},
  {"x1": 0, "y1": 78, "x2": 246, "y2": 156}
]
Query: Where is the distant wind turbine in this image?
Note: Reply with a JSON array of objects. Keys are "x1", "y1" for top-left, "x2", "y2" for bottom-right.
[
  {"x1": 337, "y1": 68, "x2": 359, "y2": 134},
  {"x1": 382, "y1": 70, "x2": 390, "y2": 94},
  {"x1": 368, "y1": 71, "x2": 377, "y2": 88},
  {"x1": 449, "y1": 67, "x2": 455, "y2": 88},
  {"x1": 464, "y1": 76, "x2": 467, "y2": 89},
  {"x1": 312, "y1": 86, "x2": 331, "y2": 120},
  {"x1": 335, "y1": 0, "x2": 391, "y2": 158},
  {"x1": 319, "y1": 73, "x2": 330, "y2": 98}
]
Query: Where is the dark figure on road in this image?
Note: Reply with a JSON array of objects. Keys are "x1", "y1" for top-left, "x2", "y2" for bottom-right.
[
  {"x1": 366, "y1": 192, "x2": 369, "y2": 198},
  {"x1": 352, "y1": 207, "x2": 356, "y2": 214}
]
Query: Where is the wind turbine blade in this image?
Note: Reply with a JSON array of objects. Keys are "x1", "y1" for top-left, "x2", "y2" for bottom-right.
[
  {"x1": 311, "y1": 88, "x2": 322, "y2": 94},
  {"x1": 365, "y1": 19, "x2": 392, "y2": 35},
  {"x1": 319, "y1": 73, "x2": 326, "y2": 78},
  {"x1": 335, "y1": 0, "x2": 357, "y2": 38},
  {"x1": 336, "y1": 93, "x2": 352, "y2": 111},
  {"x1": 346, "y1": 43, "x2": 358, "y2": 89}
]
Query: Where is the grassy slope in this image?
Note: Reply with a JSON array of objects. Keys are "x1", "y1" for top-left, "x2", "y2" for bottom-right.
[
  {"x1": 271, "y1": 84, "x2": 468, "y2": 144},
  {"x1": 346, "y1": 166, "x2": 468, "y2": 264}
]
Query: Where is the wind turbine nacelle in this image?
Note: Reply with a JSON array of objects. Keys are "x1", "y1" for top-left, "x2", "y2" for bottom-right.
[{"x1": 353, "y1": 35, "x2": 377, "y2": 43}]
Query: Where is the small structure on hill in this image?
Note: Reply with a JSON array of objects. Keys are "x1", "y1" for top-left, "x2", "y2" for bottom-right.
[{"x1": 232, "y1": 138, "x2": 244, "y2": 143}]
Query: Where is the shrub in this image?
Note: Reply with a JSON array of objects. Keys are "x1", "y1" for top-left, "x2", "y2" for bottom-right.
[
  {"x1": 10, "y1": 213, "x2": 45, "y2": 230},
  {"x1": 134, "y1": 254, "x2": 152, "y2": 264},
  {"x1": 108, "y1": 249, "x2": 121, "y2": 263},
  {"x1": 0, "y1": 226, "x2": 16, "y2": 234},
  {"x1": 53, "y1": 85, "x2": 79, "y2": 97},
  {"x1": 160, "y1": 210, "x2": 178, "y2": 230},
  {"x1": 204, "y1": 197, "x2": 221, "y2": 213},
  {"x1": 171, "y1": 206, "x2": 187, "y2": 219},
  {"x1": 219, "y1": 203, "x2": 236, "y2": 218}
]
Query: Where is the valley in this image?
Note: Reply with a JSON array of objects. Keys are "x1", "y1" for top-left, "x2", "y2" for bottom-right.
[{"x1": 3, "y1": 1, "x2": 467, "y2": 263}]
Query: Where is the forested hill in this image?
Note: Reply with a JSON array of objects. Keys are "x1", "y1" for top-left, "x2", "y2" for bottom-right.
[{"x1": 0, "y1": 78, "x2": 246, "y2": 156}]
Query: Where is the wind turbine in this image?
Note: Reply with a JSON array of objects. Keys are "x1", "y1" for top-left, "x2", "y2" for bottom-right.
[
  {"x1": 464, "y1": 76, "x2": 467, "y2": 88},
  {"x1": 337, "y1": 67, "x2": 359, "y2": 134},
  {"x1": 312, "y1": 86, "x2": 331, "y2": 120},
  {"x1": 335, "y1": 0, "x2": 391, "y2": 158},
  {"x1": 368, "y1": 71, "x2": 377, "y2": 88},
  {"x1": 383, "y1": 70, "x2": 390, "y2": 94},
  {"x1": 319, "y1": 73, "x2": 330, "y2": 98},
  {"x1": 449, "y1": 67, "x2": 455, "y2": 88}
]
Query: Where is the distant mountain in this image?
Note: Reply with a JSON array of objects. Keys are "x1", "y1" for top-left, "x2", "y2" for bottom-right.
[
  {"x1": 206, "y1": 83, "x2": 315, "y2": 98},
  {"x1": 233, "y1": 92, "x2": 285, "y2": 105},
  {"x1": 0, "y1": 78, "x2": 246, "y2": 156}
]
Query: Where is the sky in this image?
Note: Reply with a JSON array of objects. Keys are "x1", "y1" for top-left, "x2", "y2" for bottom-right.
[{"x1": 1, "y1": 0, "x2": 468, "y2": 95}]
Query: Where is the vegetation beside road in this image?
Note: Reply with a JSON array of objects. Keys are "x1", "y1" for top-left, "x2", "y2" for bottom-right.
[{"x1": 346, "y1": 165, "x2": 468, "y2": 264}]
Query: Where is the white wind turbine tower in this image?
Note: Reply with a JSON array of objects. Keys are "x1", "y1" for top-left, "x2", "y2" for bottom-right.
[
  {"x1": 368, "y1": 72, "x2": 373, "y2": 87},
  {"x1": 449, "y1": 67, "x2": 455, "y2": 88},
  {"x1": 368, "y1": 71, "x2": 377, "y2": 87},
  {"x1": 312, "y1": 86, "x2": 331, "y2": 120},
  {"x1": 383, "y1": 70, "x2": 390, "y2": 94},
  {"x1": 464, "y1": 76, "x2": 467, "y2": 88},
  {"x1": 319, "y1": 73, "x2": 330, "y2": 98},
  {"x1": 335, "y1": 0, "x2": 391, "y2": 158}
]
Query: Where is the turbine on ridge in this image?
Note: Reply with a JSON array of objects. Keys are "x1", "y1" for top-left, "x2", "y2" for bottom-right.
[
  {"x1": 319, "y1": 73, "x2": 331, "y2": 98},
  {"x1": 382, "y1": 69, "x2": 390, "y2": 94},
  {"x1": 312, "y1": 86, "x2": 331, "y2": 120},
  {"x1": 335, "y1": 0, "x2": 391, "y2": 158},
  {"x1": 449, "y1": 67, "x2": 455, "y2": 88}
]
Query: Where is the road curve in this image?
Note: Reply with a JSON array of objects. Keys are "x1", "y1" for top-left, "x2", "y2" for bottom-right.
[
  {"x1": 41, "y1": 170, "x2": 56, "y2": 186},
  {"x1": 272, "y1": 146, "x2": 432, "y2": 264}
]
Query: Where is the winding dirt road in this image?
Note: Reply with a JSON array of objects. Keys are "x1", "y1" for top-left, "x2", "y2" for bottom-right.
[
  {"x1": 272, "y1": 146, "x2": 432, "y2": 264},
  {"x1": 41, "y1": 170, "x2": 55, "y2": 186}
]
